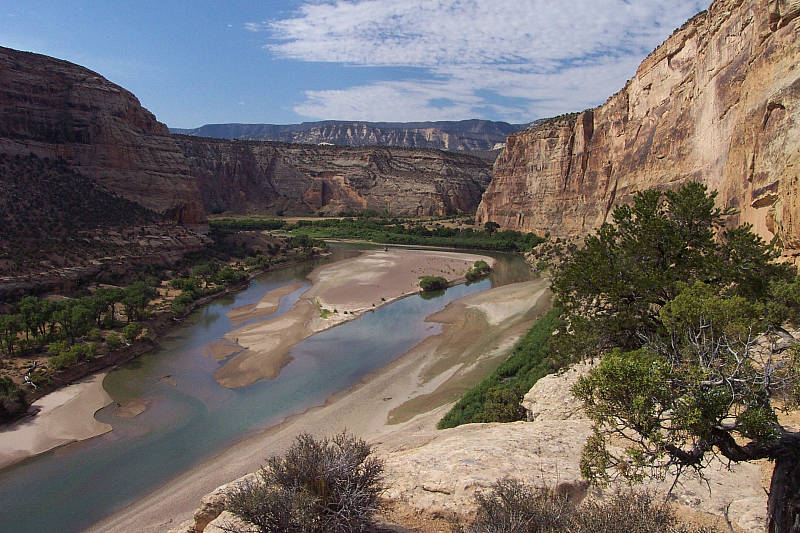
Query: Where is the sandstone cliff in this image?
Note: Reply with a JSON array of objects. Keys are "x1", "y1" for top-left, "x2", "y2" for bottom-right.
[
  {"x1": 477, "y1": 0, "x2": 800, "y2": 257},
  {"x1": 176, "y1": 136, "x2": 493, "y2": 216},
  {"x1": 0, "y1": 46, "x2": 205, "y2": 224},
  {"x1": 172, "y1": 119, "x2": 524, "y2": 154}
]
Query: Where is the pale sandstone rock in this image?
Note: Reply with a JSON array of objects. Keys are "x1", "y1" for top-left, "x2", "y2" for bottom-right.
[
  {"x1": 166, "y1": 519, "x2": 196, "y2": 533},
  {"x1": 381, "y1": 361, "x2": 767, "y2": 533},
  {"x1": 204, "y1": 511, "x2": 250, "y2": 533},
  {"x1": 477, "y1": 0, "x2": 800, "y2": 259},
  {"x1": 521, "y1": 360, "x2": 595, "y2": 421}
]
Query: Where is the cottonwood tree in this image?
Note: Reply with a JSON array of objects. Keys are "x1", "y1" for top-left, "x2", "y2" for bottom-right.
[{"x1": 553, "y1": 183, "x2": 800, "y2": 532}]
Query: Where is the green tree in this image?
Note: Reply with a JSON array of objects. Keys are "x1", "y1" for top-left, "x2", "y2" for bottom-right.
[
  {"x1": 552, "y1": 183, "x2": 792, "y2": 356},
  {"x1": 553, "y1": 183, "x2": 800, "y2": 532},
  {"x1": 121, "y1": 282, "x2": 156, "y2": 323},
  {"x1": 18, "y1": 296, "x2": 47, "y2": 340},
  {"x1": 574, "y1": 283, "x2": 800, "y2": 532},
  {"x1": 54, "y1": 301, "x2": 93, "y2": 344},
  {"x1": 484, "y1": 221, "x2": 500, "y2": 234},
  {"x1": 0, "y1": 314, "x2": 22, "y2": 356},
  {"x1": 94, "y1": 287, "x2": 124, "y2": 327}
]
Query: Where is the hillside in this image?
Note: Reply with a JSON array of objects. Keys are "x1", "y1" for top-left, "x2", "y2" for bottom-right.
[
  {"x1": 0, "y1": 153, "x2": 207, "y2": 300},
  {"x1": 477, "y1": 0, "x2": 800, "y2": 260}
]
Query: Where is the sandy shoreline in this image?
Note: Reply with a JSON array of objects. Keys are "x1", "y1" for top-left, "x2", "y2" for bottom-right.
[
  {"x1": 0, "y1": 373, "x2": 112, "y2": 470},
  {"x1": 214, "y1": 249, "x2": 495, "y2": 388},
  {"x1": 87, "y1": 277, "x2": 552, "y2": 533}
]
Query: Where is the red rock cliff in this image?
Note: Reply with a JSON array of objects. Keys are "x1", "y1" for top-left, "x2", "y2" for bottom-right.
[
  {"x1": 0, "y1": 46, "x2": 206, "y2": 224},
  {"x1": 477, "y1": 0, "x2": 800, "y2": 256}
]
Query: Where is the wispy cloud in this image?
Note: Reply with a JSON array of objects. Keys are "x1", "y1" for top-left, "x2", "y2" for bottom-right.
[{"x1": 248, "y1": 0, "x2": 708, "y2": 122}]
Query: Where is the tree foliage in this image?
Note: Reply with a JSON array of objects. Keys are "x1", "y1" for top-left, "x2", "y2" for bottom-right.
[{"x1": 552, "y1": 183, "x2": 800, "y2": 532}]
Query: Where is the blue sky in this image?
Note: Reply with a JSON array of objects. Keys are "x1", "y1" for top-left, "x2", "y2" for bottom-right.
[{"x1": 1, "y1": 0, "x2": 708, "y2": 128}]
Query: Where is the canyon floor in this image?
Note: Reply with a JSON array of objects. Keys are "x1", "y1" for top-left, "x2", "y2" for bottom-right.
[{"x1": 86, "y1": 261, "x2": 551, "y2": 533}]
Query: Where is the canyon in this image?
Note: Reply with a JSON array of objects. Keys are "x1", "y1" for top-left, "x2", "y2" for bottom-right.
[
  {"x1": 477, "y1": 0, "x2": 800, "y2": 259},
  {"x1": 0, "y1": 46, "x2": 491, "y2": 295}
]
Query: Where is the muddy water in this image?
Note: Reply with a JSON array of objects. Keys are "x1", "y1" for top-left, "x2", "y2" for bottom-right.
[{"x1": 0, "y1": 246, "x2": 530, "y2": 533}]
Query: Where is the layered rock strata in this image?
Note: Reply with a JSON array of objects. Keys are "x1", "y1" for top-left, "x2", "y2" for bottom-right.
[
  {"x1": 477, "y1": 0, "x2": 800, "y2": 257},
  {"x1": 176, "y1": 136, "x2": 493, "y2": 216},
  {"x1": 172, "y1": 119, "x2": 524, "y2": 153},
  {"x1": 0, "y1": 46, "x2": 206, "y2": 224}
]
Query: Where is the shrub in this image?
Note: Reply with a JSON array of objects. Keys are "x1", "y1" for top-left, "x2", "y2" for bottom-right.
[
  {"x1": 0, "y1": 376, "x2": 26, "y2": 422},
  {"x1": 225, "y1": 432, "x2": 384, "y2": 533},
  {"x1": 419, "y1": 276, "x2": 448, "y2": 292},
  {"x1": 465, "y1": 260, "x2": 492, "y2": 282},
  {"x1": 171, "y1": 292, "x2": 195, "y2": 315},
  {"x1": 458, "y1": 480, "x2": 717, "y2": 533},
  {"x1": 106, "y1": 333, "x2": 122, "y2": 350},
  {"x1": 50, "y1": 343, "x2": 95, "y2": 370},
  {"x1": 122, "y1": 322, "x2": 142, "y2": 343}
]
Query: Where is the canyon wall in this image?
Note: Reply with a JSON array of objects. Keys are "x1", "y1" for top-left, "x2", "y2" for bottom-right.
[
  {"x1": 172, "y1": 119, "x2": 524, "y2": 154},
  {"x1": 176, "y1": 136, "x2": 493, "y2": 216},
  {"x1": 477, "y1": 0, "x2": 800, "y2": 256},
  {"x1": 0, "y1": 46, "x2": 205, "y2": 224}
]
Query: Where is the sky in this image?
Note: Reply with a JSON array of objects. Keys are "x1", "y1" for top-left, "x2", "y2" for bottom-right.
[{"x1": 1, "y1": 0, "x2": 709, "y2": 128}]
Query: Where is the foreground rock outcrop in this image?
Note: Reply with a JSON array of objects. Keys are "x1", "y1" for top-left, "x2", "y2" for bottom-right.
[
  {"x1": 174, "y1": 360, "x2": 769, "y2": 533},
  {"x1": 381, "y1": 362, "x2": 768, "y2": 533},
  {"x1": 0, "y1": 46, "x2": 206, "y2": 225},
  {"x1": 477, "y1": 0, "x2": 800, "y2": 258},
  {"x1": 177, "y1": 136, "x2": 493, "y2": 216}
]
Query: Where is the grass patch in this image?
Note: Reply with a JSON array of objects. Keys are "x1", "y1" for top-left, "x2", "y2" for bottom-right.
[{"x1": 438, "y1": 308, "x2": 564, "y2": 429}]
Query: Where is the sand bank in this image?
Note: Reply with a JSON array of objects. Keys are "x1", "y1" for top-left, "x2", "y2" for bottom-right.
[
  {"x1": 225, "y1": 282, "x2": 304, "y2": 327},
  {"x1": 214, "y1": 249, "x2": 494, "y2": 388},
  {"x1": 87, "y1": 278, "x2": 551, "y2": 533},
  {"x1": 0, "y1": 373, "x2": 112, "y2": 470}
]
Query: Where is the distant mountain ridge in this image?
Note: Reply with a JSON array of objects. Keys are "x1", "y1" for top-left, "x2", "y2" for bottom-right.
[{"x1": 170, "y1": 120, "x2": 527, "y2": 153}]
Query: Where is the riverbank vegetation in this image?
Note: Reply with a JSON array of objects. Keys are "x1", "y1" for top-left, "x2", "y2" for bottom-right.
[
  {"x1": 210, "y1": 213, "x2": 545, "y2": 252},
  {"x1": 438, "y1": 308, "x2": 563, "y2": 428},
  {"x1": 0, "y1": 231, "x2": 327, "y2": 423}
]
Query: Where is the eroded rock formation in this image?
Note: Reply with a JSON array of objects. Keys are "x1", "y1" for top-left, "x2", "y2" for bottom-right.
[
  {"x1": 176, "y1": 136, "x2": 493, "y2": 216},
  {"x1": 172, "y1": 119, "x2": 524, "y2": 154},
  {"x1": 477, "y1": 0, "x2": 800, "y2": 258},
  {"x1": 0, "y1": 46, "x2": 205, "y2": 225}
]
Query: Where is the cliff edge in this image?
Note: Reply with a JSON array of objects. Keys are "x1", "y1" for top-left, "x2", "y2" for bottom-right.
[{"x1": 477, "y1": 0, "x2": 800, "y2": 258}]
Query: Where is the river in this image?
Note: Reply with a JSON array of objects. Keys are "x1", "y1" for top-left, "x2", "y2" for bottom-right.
[{"x1": 0, "y1": 245, "x2": 531, "y2": 533}]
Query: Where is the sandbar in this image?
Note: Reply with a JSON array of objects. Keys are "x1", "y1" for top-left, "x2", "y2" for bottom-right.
[
  {"x1": 87, "y1": 278, "x2": 551, "y2": 533},
  {"x1": 0, "y1": 373, "x2": 112, "y2": 470},
  {"x1": 213, "y1": 249, "x2": 494, "y2": 388},
  {"x1": 225, "y1": 282, "x2": 304, "y2": 327}
]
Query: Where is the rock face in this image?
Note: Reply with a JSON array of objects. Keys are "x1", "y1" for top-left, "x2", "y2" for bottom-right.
[
  {"x1": 477, "y1": 0, "x2": 800, "y2": 258},
  {"x1": 172, "y1": 119, "x2": 526, "y2": 154},
  {"x1": 381, "y1": 362, "x2": 768, "y2": 533},
  {"x1": 0, "y1": 46, "x2": 206, "y2": 224},
  {"x1": 176, "y1": 136, "x2": 493, "y2": 216}
]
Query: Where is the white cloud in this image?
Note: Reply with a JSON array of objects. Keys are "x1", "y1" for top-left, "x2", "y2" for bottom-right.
[{"x1": 248, "y1": 0, "x2": 709, "y2": 122}]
